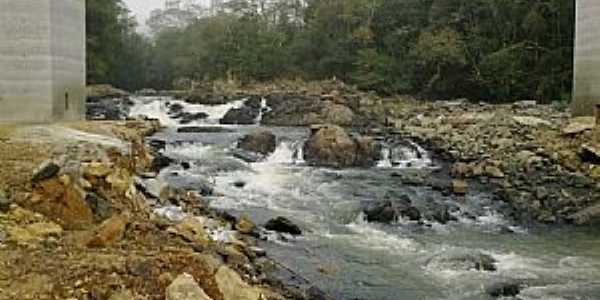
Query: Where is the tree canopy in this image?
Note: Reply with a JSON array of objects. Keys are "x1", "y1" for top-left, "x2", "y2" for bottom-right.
[{"x1": 87, "y1": 0, "x2": 575, "y2": 102}]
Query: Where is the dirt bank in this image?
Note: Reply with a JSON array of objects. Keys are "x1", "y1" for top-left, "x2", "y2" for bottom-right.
[{"x1": 0, "y1": 120, "x2": 298, "y2": 300}]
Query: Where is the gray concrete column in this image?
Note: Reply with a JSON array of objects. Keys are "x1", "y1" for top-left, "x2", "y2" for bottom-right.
[{"x1": 572, "y1": 0, "x2": 600, "y2": 116}]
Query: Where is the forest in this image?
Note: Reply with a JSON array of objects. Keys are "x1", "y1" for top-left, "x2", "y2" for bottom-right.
[{"x1": 87, "y1": 0, "x2": 575, "y2": 102}]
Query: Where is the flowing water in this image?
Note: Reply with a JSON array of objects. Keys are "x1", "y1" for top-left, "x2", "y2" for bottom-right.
[{"x1": 130, "y1": 96, "x2": 600, "y2": 300}]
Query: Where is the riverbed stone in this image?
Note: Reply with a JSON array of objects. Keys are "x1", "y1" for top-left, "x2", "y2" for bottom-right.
[
  {"x1": 32, "y1": 160, "x2": 61, "y2": 182},
  {"x1": 362, "y1": 196, "x2": 421, "y2": 223},
  {"x1": 151, "y1": 154, "x2": 174, "y2": 172},
  {"x1": 28, "y1": 176, "x2": 95, "y2": 229},
  {"x1": 265, "y1": 217, "x2": 302, "y2": 235},
  {"x1": 166, "y1": 273, "x2": 213, "y2": 300},
  {"x1": 86, "y1": 212, "x2": 131, "y2": 248},
  {"x1": 486, "y1": 279, "x2": 521, "y2": 298},
  {"x1": 0, "y1": 190, "x2": 10, "y2": 213},
  {"x1": 220, "y1": 104, "x2": 259, "y2": 125},
  {"x1": 235, "y1": 215, "x2": 256, "y2": 234},
  {"x1": 238, "y1": 130, "x2": 277, "y2": 156},
  {"x1": 452, "y1": 180, "x2": 468, "y2": 195},
  {"x1": 215, "y1": 266, "x2": 263, "y2": 300}
]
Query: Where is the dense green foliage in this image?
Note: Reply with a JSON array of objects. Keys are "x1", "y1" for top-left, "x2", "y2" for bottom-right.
[
  {"x1": 89, "y1": 0, "x2": 575, "y2": 102},
  {"x1": 86, "y1": 0, "x2": 150, "y2": 91}
]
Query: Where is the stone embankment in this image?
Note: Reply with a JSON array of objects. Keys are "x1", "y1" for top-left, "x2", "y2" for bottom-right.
[{"x1": 0, "y1": 120, "x2": 305, "y2": 300}]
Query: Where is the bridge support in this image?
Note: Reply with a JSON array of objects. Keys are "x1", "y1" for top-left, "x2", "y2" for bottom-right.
[{"x1": 572, "y1": 0, "x2": 600, "y2": 116}]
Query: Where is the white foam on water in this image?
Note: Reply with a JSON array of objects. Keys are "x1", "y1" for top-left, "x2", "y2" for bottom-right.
[
  {"x1": 342, "y1": 213, "x2": 420, "y2": 252},
  {"x1": 129, "y1": 96, "x2": 177, "y2": 126},
  {"x1": 262, "y1": 141, "x2": 296, "y2": 165},
  {"x1": 191, "y1": 99, "x2": 246, "y2": 124},
  {"x1": 164, "y1": 142, "x2": 214, "y2": 160},
  {"x1": 128, "y1": 96, "x2": 247, "y2": 126},
  {"x1": 254, "y1": 98, "x2": 271, "y2": 124},
  {"x1": 376, "y1": 141, "x2": 433, "y2": 169}
]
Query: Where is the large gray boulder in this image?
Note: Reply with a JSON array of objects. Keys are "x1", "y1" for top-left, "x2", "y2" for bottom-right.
[{"x1": 303, "y1": 125, "x2": 379, "y2": 168}]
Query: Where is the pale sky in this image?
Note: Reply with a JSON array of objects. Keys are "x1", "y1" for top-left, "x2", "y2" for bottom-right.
[{"x1": 123, "y1": 0, "x2": 165, "y2": 29}]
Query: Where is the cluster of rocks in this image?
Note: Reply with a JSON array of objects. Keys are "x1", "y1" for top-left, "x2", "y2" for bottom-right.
[
  {"x1": 261, "y1": 93, "x2": 357, "y2": 127},
  {"x1": 166, "y1": 102, "x2": 209, "y2": 124},
  {"x1": 364, "y1": 99, "x2": 600, "y2": 225},
  {"x1": 220, "y1": 95, "x2": 263, "y2": 125},
  {"x1": 86, "y1": 84, "x2": 133, "y2": 120},
  {"x1": 0, "y1": 121, "x2": 323, "y2": 299}
]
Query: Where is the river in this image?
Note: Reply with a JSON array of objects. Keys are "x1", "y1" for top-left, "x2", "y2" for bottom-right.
[{"x1": 130, "y1": 96, "x2": 600, "y2": 300}]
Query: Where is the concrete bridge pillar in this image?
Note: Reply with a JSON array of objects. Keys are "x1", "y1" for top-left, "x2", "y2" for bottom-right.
[
  {"x1": 572, "y1": 0, "x2": 600, "y2": 116},
  {"x1": 0, "y1": 0, "x2": 86, "y2": 123}
]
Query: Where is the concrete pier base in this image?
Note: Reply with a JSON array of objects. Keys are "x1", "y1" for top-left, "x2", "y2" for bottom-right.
[
  {"x1": 572, "y1": 0, "x2": 600, "y2": 117},
  {"x1": 0, "y1": 0, "x2": 85, "y2": 123}
]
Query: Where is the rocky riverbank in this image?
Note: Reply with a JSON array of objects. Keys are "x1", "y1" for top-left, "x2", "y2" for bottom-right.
[
  {"x1": 168, "y1": 80, "x2": 600, "y2": 226},
  {"x1": 0, "y1": 120, "x2": 316, "y2": 299}
]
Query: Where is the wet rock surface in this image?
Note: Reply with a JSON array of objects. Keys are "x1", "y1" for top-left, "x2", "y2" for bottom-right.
[
  {"x1": 361, "y1": 98, "x2": 600, "y2": 225},
  {"x1": 303, "y1": 125, "x2": 379, "y2": 168},
  {"x1": 238, "y1": 130, "x2": 277, "y2": 156},
  {"x1": 0, "y1": 121, "x2": 297, "y2": 300},
  {"x1": 265, "y1": 217, "x2": 302, "y2": 235},
  {"x1": 361, "y1": 196, "x2": 421, "y2": 223}
]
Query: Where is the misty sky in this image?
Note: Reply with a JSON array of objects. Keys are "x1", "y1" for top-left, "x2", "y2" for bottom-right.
[
  {"x1": 123, "y1": 0, "x2": 165, "y2": 28},
  {"x1": 123, "y1": 0, "x2": 209, "y2": 31}
]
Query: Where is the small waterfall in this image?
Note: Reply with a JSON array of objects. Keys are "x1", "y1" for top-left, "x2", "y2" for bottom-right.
[
  {"x1": 254, "y1": 98, "x2": 271, "y2": 124},
  {"x1": 377, "y1": 140, "x2": 432, "y2": 169},
  {"x1": 128, "y1": 96, "x2": 247, "y2": 126},
  {"x1": 293, "y1": 141, "x2": 306, "y2": 164},
  {"x1": 129, "y1": 96, "x2": 176, "y2": 126}
]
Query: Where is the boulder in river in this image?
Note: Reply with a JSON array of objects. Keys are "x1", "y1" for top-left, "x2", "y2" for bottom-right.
[
  {"x1": 151, "y1": 154, "x2": 174, "y2": 172},
  {"x1": 220, "y1": 99, "x2": 261, "y2": 125},
  {"x1": 237, "y1": 130, "x2": 277, "y2": 156},
  {"x1": 177, "y1": 126, "x2": 235, "y2": 133},
  {"x1": 426, "y1": 250, "x2": 497, "y2": 272},
  {"x1": 320, "y1": 102, "x2": 355, "y2": 126},
  {"x1": 485, "y1": 279, "x2": 522, "y2": 298},
  {"x1": 265, "y1": 216, "x2": 302, "y2": 235},
  {"x1": 303, "y1": 124, "x2": 379, "y2": 168},
  {"x1": 362, "y1": 195, "x2": 421, "y2": 223}
]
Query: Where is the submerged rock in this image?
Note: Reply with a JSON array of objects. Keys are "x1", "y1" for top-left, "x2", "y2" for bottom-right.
[
  {"x1": 166, "y1": 273, "x2": 213, "y2": 300},
  {"x1": 177, "y1": 126, "x2": 235, "y2": 133},
  {"x1": 177, "y1": 112, "x2": 209, "y2": 124},
  {"x1": 426, "y1": 251, "x2": 497, "y2": 272},
  {"x1": 486, "y1": 279, "x2": 522, "y2": 298},
  {"x1": 362, "y1": 196, "x2": 421, "y2": 223},
  {"x1": 231, "y1": 149, "x2": 264, "y2": 163},
  {"x1": 151, "y1": 154, "x2": 174, "y2": 172},
  {"x1": 265, "y1": 217, "x2": 302, "y2": 235},
  {"x1": 237, "y1": 130, "x2": 277, "y2": 156}
]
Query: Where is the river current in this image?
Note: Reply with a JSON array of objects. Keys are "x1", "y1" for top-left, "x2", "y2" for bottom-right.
[{"x1": 130, "y1": 96, "x2": 600, "y2": 300}]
